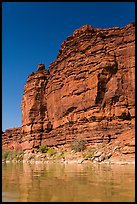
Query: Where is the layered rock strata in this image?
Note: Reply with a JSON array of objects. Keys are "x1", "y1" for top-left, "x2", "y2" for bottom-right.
[
  {"x1": 2, "y1": 127, "x2": 23, "y2": 151},
  {"x1": 2, "y1": 23, "x2": 135, "y2": 153}
]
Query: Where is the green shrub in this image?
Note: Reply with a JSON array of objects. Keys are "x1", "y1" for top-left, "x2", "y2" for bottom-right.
[
  {"x1": 2, "y1": 150, "x2": 10, "y2": 160},
  {"x1": 83, "y1": 151, "x2": 95, "y2": 159},
  {"x1": 14, "y1": 151, "x2": 24, "y2": 161},
  {"x1": 71, "y1": 139, "x2": 86, "y2": 152},
  {"x1": 46, "y1": 148, "x2": 56, "y2": 157},
  {"x1": 2, "y1": 150, "x2": 24, "y2": 161},
  {"x1": 38, "y1": 145, "x2": 48, "y2": 153}
]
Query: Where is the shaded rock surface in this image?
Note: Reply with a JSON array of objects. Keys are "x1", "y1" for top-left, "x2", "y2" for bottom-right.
[{"x1": 2, "y1": 23, "x2": 135, "y2": 159}]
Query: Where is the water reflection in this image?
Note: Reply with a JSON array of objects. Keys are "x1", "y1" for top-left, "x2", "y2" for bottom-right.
[{"x1": 2, "y1": 162, "x2": 135, "y2": 202}]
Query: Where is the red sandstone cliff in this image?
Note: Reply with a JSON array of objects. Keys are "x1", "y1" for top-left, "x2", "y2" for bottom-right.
[{"x1": 2, "y1": 23, "x2": 135, "y2": 155}]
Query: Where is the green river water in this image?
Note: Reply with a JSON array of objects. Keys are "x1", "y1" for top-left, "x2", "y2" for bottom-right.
[{"x1": 2, "y1": 162, "x2": 135, "y2": 202}]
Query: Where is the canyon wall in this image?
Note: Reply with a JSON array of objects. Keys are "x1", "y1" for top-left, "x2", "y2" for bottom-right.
[{"x1": 2, "y1": 23, "x2": 135, "y2": 152}]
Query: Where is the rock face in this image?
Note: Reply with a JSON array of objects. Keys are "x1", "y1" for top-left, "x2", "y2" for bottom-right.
[
  {"x1": 2, "y1": 127, "x2": 23, "y2": 151},
  {"x1": 21, "y1": 64, "x2": 50, "y2": 133},
  {"x1": 2, "y1": 23, "x2": 135, "y2": 153}
]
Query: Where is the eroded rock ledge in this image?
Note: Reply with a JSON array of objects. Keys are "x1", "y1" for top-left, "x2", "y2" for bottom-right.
[{"x1": 2, "y1": 23, "x2": 135, "y2": 157}]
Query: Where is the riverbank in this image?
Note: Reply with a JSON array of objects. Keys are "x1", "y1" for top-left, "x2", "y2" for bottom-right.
[{"x1": 2, "y1": 145, "x2": 135, "y2": 165}]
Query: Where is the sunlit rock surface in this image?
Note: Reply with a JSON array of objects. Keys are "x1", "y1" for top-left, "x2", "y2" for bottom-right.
[{"x1": 2, "y1": 23, "x2": 135, "y2": 155}]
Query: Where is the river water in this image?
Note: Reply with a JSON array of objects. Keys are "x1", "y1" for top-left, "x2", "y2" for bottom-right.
[{"x1": 2, "y1": 162, "x2": 135, "y2": 202}]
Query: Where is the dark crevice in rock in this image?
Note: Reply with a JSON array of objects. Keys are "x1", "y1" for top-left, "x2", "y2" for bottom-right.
[
  {"x1": 95, "y1": 56, "x2": 118, "y2": 106},
  {"x1": 46, "y1": 121, "x2": 53, "y2": 133},
  {"x1": 118, "y1": 111, "x2": 131, "y2": 120},
  {"x1": 63, "y1": 107, "x2": 77, "y2": 117},
  {"x1": 95, "y1": 73, "x2": 108, "y2": 105}
]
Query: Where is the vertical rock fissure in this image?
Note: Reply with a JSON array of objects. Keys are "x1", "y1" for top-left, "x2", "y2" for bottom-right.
[{"x1": 95, "y1": 55, "x2": 118, "y2": 108}]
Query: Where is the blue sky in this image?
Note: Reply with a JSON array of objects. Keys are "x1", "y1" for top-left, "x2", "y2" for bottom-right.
[{"x1": 2, "y1": 2, "x2": 135, "y2": 131}]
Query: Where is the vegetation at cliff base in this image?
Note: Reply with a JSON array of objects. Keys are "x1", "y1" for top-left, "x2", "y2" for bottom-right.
[
  {"x1": 2, "y1": 150, "x2": 24, "y2": 162},
  {"x1": 71, "y1": 139, "x2": 86, "y2": 152},
  {"x1": 38, "y1": 145, "x2": 48, "y2": 153}
]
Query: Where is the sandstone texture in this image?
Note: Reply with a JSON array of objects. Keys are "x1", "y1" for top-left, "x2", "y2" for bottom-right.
[
  {"x1": 2, "y1": 127, "x2": 23, "y2": 151},
  {"x1": 2, "y1": 23, "x2": 135, "y2": 158}
]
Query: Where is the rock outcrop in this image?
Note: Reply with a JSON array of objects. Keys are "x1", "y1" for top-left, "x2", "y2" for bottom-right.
[
  {"x1": 2, "y1": 127, "x2": 23, "y2": 151},
  {"x1": 2, "y1": 23, "x2": 135, "y2": 155}
]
